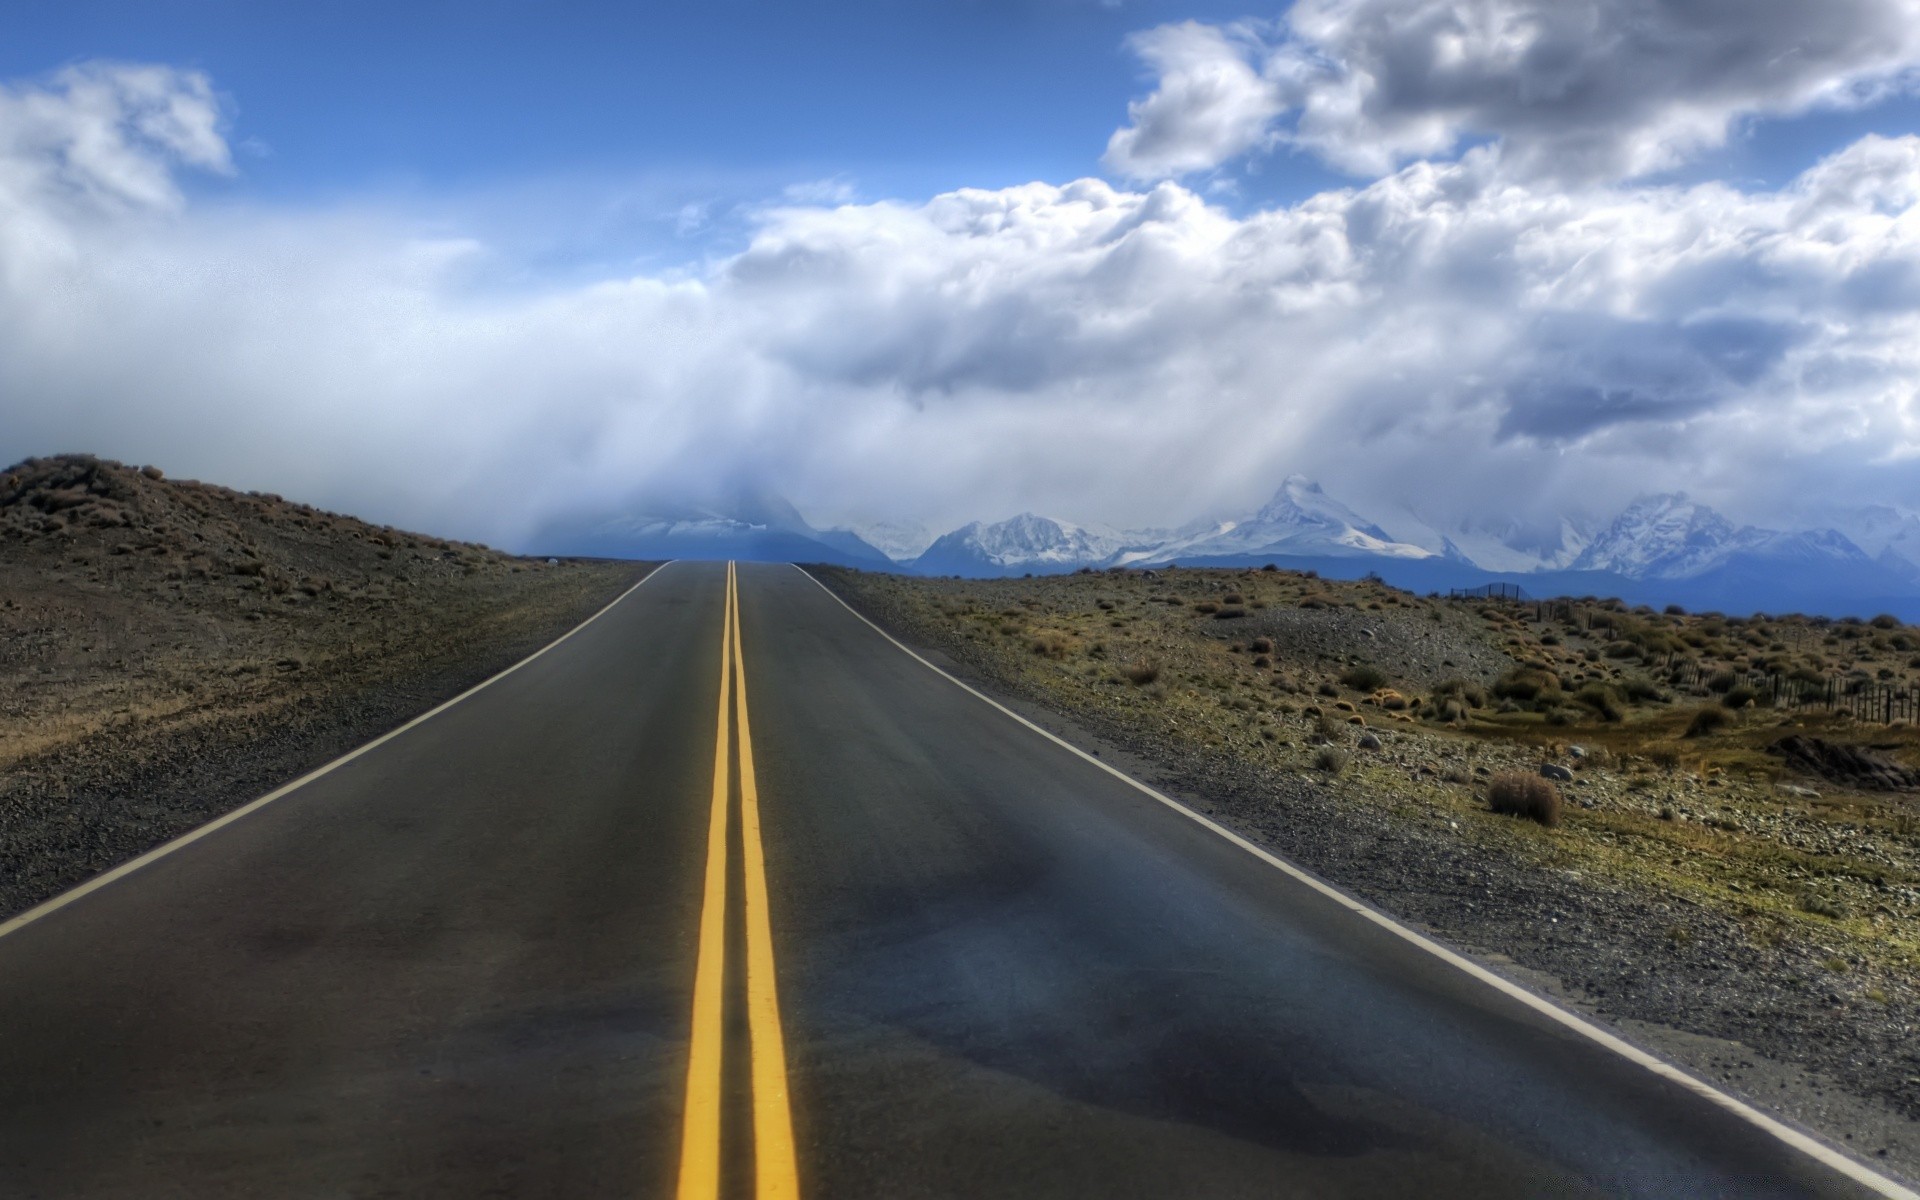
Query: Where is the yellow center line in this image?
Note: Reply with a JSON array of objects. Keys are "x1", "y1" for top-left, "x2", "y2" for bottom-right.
[
  {"x1": 675, "y1": 562, "x2": 800, "y2": 1200},
  {"x1": 675, "y1": 564, "x2": 733, "y2": 1200},
  {"x1": 731, "y1": 561, "x2": 801, "y2": 1199}
]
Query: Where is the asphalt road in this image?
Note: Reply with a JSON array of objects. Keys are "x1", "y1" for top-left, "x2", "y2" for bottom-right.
[{"x1": 0, "y1": 559, "x2": 1902, "y2": 1198}]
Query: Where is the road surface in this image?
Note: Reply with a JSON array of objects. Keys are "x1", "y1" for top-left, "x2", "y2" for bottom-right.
[{"x1": 0, "y1": 559, "x2": 1903, "y2": 1198}]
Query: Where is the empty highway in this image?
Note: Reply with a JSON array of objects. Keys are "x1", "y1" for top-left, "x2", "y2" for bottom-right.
[{"x1": 0, "y1": 560, "x2": 1905, "y2": 1198}]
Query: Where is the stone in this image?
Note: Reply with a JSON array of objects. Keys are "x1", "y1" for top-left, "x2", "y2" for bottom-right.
[{"x1": 1541, "y1": 763, "x2": 1575, "y2": 782}]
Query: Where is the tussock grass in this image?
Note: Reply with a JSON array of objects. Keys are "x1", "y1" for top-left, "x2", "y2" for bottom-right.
[{"x1": 1487, "y1": 771, "x2": 1562, "y2": 827}]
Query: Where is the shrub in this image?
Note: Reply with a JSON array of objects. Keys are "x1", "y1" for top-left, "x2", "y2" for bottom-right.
[
  {"x1": 1493, "y1": 668, "x2": 1559, "y2": 702},
  {"x1": 1685, "y1": 706, "x2": 1731, "y2": 737},
  {"x1": 1706, "y1": 669, "x2": 1738, "y2": 694},
  {"x1": 1193, "y1": 601, "x2": 1220, "y2": 614},
  {"x1": 1029, "y1": 634, "x2": 1070, "y2": 660},
  {"x1": 1721, "y1": 684, "x2": 1759, "y2": 709},
  {"x1": 1223, "y1": 592, "x2": 1245, "y2": 604},
  {"x1": 1313, "y1": 747, "x2": 1349, "y2": 774},
  {"x1": 1871, "y1": 613, "x2": 1902, "y2": 630},
  {"x1": 1620, "y1": 676, "x2": 1664, "y2": 703},
  {"x1": 1317, "y1": 681, "x2": 1339, "y2": 697},
  {"x1": 1213, "y1": 606, "x2": 1248, "y2": 619},
  {"x1": 1341, "y1": 664, "x2": 1388, "y2": 691},
  {"x1": 1487, "y1": 772, "x2": 1562, "y2": 827},
  {"x1": 1433, "y1": 678, "x2": 1489, "y2": 708},
  {"x1": 1572, "y1": 683, "x2": 1624, "y2": 722},
  {"x1": 1122, "y1": 662, "x2": 1161, "y2": 685},
  {"x1": 1249, "y1": 637, "x2": 1274, "y2": 654}
]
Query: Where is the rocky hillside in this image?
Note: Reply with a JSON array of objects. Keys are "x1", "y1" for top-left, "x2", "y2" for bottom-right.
[
  {"x1": 2, "y1": 454, "x2": 518, "y2": 599},
  {"x1": 0, "y1": 454, "x2": 645, "y2": 917}
]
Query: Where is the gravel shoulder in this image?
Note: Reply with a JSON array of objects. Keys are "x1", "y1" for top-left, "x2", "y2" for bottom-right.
[{"x1": 818, "y1": 564, "x2": 1920, "y2": 1186}]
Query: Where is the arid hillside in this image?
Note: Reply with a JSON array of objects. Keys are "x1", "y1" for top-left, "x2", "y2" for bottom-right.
[{"x1": 0, "y1": 455, "x2": 646, "y2": 916}]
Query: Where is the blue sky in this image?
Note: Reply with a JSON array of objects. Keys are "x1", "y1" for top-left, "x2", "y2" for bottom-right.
[
  {"x1": 2, "y1": 0, "x2": 1379, "y2": 280},
  {"x1": 3, "y1": 0, "x2": 1920, "y2": 559},
  {"x1": 9, "y1": 0, "x2": 1915, "y2": 216}
]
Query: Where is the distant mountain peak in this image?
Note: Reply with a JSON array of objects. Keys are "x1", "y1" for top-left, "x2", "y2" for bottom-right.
[
  {"x1": 909, "y1": 512, "x2": 1128, "y2": 575},
  {"x1": 529, "y1": 488, "x2": 891, "y2": 567}
]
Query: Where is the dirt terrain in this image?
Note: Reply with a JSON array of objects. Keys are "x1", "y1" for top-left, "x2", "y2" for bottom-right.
[
  {"x1": 821, "y1": 563, "x2": 1920, "y2": 1178},
  {"x1": 0, "y1": 455, "x2": 646, "y2": 917}
]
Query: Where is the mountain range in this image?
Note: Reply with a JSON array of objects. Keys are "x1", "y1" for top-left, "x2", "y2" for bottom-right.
[
  {"x1": 528, "y1": 479, "x2": 1920, "y2": 620},
  {"x1": 530, "y1": 489, "x2": 895, "y2": 570}
]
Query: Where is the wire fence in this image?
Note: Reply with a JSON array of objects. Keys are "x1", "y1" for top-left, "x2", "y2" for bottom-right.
[
  {"x1": 1663, "y1": 660, "x2": 1919, "y2": 724},
  {"x1": 1448, "y1": 582, "x2": 1530, "y2": 601},
  {"x1": 1444, "y1": 594, "x2": 1918, "y2": 725}
]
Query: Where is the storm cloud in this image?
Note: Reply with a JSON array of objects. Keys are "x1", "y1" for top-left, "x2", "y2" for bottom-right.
[
  {"x1": 2, "y1": 39, "x2": 1920, "y2": 548},
  {"x1": 1107, "y1": 0, "x2": 1920, "y2": 182}
]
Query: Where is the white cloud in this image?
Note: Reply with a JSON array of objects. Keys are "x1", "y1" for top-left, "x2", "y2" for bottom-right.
[
  {"x1": 780, "y1": 177, "x2": 859, "y2": 205},
  {"x1": 1109, "y1": 0, "x2": 1920, "y2": 182},
  {"x1": 4, "y1": 60, "x2": 1920, "y2": 549},
  {"x1": 0, "y1": 62, "x2": 228, "y2": 216},
  {"x1": 1102, "y1": 22, "x2": 1286, "y2": 181}
]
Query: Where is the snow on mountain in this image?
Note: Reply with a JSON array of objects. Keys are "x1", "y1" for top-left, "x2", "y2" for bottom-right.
[
  {"x1": 1830, "y1": 505, "x2": 1920, "y2": 581},
  {"x1": 1158, "y1": 476, "x2": 1436, "y2": 563},
  {"x1": 1383, "y1": 510, "x2": 1592, "y2": 573},
  {"x1": 850, "y1": 518, "x2": 935, "y2": 563},
  {"x1": 1569, "y1": 494, "x2": 1738, "y2": 578},
  {"x1": 531, "y1": 488, "x2": 893, "y2": 567},
  {"x1": 1571, "y1": 494, "x2": 1872, "y2": 580},
  {"x1": 911, "y1": 513, "x2": 1127, "y2": 576}
]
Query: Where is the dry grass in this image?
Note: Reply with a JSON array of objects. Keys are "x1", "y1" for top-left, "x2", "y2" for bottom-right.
[{"x1": 1486, "y1": 771, "x2": 1562, "y2": 827}]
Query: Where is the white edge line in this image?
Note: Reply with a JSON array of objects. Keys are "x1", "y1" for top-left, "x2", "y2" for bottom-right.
[
  {"x1": 0, "y1": 560, "x2": 676, "y2": 945},
  {"x1": 793, "y1": 563, "x2": 1919, "y2": 1200}
]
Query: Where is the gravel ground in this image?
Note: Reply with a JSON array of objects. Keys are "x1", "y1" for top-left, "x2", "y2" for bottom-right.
[
  {"x1": 824, "y1": 567, "x2": 1920, "y2": 1185},
  {"x1": 1206, "y1": 602, "x2": 1517, "y2": 687},
  {"x1": 0, "y1": 454, "x2": 648, "y2": 918}
]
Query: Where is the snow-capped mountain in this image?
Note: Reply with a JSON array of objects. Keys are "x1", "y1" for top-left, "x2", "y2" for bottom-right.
[
  {"x1": 531, "y1": 488, "x2": 893, "y2": 568},
  {"x1": 1384, "y1": 511, "x2": 1592, "y2": 573},
  {"x1": 852, "y1": 518, "x2": 935, "y2": 562},
  {"x1": 530, "y1": 477, "x2": 1914, "y2": 619},
  {"x1": 1569, "y1": 494, "x2": 1873, "y2": 580},
  {"x1": 1570, "y1": 494, "x2": 1743, "y2": 578},
  {"x1": 911, "y1": 513, "x2": 1126, "y2": 577},
  {"x1": 1121, "y1": 476, "x2": 1436, "y2": 565},
  {"x1": 1830, "y1": 505, "x2": 1920, "y2": 581}
]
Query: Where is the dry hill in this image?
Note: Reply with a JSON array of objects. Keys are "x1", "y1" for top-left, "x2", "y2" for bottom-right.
[{"x1": 0, "y1": 454, "x2": 645, "y2": 916}]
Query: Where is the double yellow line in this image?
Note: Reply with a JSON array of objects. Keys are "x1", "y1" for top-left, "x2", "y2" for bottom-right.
[{"x1": 677, "y1": 562, "x2": 800, "y2": 1200}]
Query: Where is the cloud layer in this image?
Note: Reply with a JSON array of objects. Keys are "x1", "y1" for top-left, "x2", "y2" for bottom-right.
[
  {"x1": 1107, "y1": 0, "x2": 1920, "y2": 182},
  {"x1": 1, "y1": 42, "x2": 1919, "y2": 551}
]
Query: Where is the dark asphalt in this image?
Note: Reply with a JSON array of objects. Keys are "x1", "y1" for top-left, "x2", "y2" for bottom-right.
[{"x1": 0, "y1": 559, "x2": 1897, "y2": 1197}]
